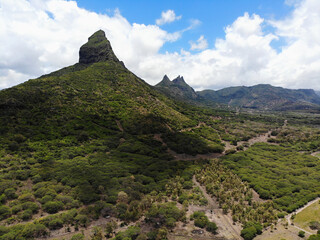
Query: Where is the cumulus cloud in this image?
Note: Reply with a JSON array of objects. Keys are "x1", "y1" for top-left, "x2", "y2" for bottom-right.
[
  {"x1": 0, "y1": 0, "x2": 185, "y2": 88},
  {"x1": 0, "y1": 0, "x2": 320, "y2": 91},
  {"x1": 190, "y1": 35, "x2": 208, "y2": 50},
  {"x1": 156, "y1": 9, "x2": 181, "y2": 25}
]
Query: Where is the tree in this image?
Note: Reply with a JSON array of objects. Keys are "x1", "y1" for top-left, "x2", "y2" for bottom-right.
[
  {"x1": 241, "y1": 226, "x2": 257, "y2": 240},
  {"x1": 105, "y1": 221, "x2": 117, "y2": 238},
  {"x1": 91, "y1": 226, "x2": 103, "y2": 240},
  {"x1": 156, "y1": 227, "x2": 168, "y2": 240},
  {"x1": 206, "y1": 221, "x2": 218, "y2": 234},
  {"x1": 117, "y1": 191, "x2": 129, "y2": 203}
]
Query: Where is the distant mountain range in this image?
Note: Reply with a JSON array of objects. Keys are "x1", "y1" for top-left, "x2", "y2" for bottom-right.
[{"x1": 156, "y1": 76, "x2": 320, "y2": 111}]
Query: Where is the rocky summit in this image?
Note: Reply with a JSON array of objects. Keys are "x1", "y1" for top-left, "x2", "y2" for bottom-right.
[{"x1": 79, "y1": 30, "x2": 119, "y2": 64}]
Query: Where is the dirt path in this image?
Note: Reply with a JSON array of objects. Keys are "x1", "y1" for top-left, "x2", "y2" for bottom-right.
[
  {"x1": 286, "y1": 197, "x2": 320, "y2": 235},
  {"x1": 311, "y1": 151, "x2": 320, "y2": 157},
  {"x1": 192, "y1": 176, "x2": 242, "y2": 240}
]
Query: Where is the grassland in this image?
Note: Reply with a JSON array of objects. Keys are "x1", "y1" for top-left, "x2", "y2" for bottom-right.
[{"x1": 294, "y1": 200, "x2": 320, "y2": 233}]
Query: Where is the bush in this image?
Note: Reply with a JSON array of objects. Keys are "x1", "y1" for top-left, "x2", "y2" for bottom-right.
[
  {"x1": 206, "y1": 221, "x2": 218, "y2": 234},
  {"x1": 43, "y1": 201, "x2": 64, "y2": 214},
  {"x1": 308, "y1": 234, "x2": 320, "y2": 240},
  {"x1": 241, "y1": 222, "x2": 262, "y2": 240},
  {"x1": 21, "y1": 223, "x2": 48, "y2": 238},
  {"x1": 71, "y1": 233, "x2": 85, "y2": 240},
  {"x1": 19, "y1": 209, "x2": 33, "y2": 221},
  {"x1": 310, "y1": 221, "x2": 320, "y2": 230},
  {"x1": 48, "y1": 218, "x2": 63, "y2": 230},
  {"x1": 18, "y1": 193, "x2": 34, "y2": 203},
  {"x1": 191, "y1": 211, "x2": 209, "y2": 228},
  {"x1": 75, "y1": 214, "x2": 89, "y2": 227},
  {"x1": 0, "y1": 205, "x2": 11, "y2": 220},
  {"x1": 22, "y1": 201, "x2": 39, "y2": 213},
  {"x1": 298, "y1": 231, "x2": 305, "y2": 238},
  {"x1": 4, "y1": 188, "x2": 17, "y2": 200},
  {"x1": 241, "y1": 226, "x2": 257, "y2": 240}
]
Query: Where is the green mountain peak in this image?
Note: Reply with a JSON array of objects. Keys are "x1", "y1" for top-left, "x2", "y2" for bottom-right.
[{"x1": 79, "y1": 29, "x2": 120, "y2": 64}]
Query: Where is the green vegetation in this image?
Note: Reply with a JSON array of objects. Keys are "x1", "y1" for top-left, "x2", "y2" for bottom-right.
[
  {"x1": 190, "y1": 211, "x2": 217, "y2": 233},
  {"x1": 298, "y1": 230, "x2": 305, "y2": 238},
  {"x1": 195, "y1": 160, "x2": 278, "y2": 226},
  {"x1": 1, "y1": 30, "x2": 320, "y2": 240},
  {"x1": 222, "y1": 143, "x2": 320, "y2": 212},
  {"x1": 240, "y1": 221, "x2": 262, "y2": 240}
]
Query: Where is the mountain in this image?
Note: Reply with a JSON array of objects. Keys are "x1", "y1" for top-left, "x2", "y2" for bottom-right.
[
  {"x1": 155, "y1": 75, "x2": 198, "y2": 100},
  {"x1": 316, "y1": 90, "x2": 320, "y2": 96},
  {"x1": 197, "y1": 84, "x2": 320, "y2": 111},
  {"x1": 0, "y1": 30, "x2": 193, "y2": 140},
  {"x1": 0, "y1": 31, "x2": 230, "y2": 238}
]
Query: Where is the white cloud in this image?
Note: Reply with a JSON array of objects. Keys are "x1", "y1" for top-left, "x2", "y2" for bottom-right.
[
  {"x1": 1, "y1": 0, "x2": 320, "y2": 91},
  {"x1": 0, "y1": 0, "x2": 185, "y2": 88},
  {"x1": 190, "y1": 35, "x2": 208, "y2": 50},
  {"x1": 156, "y1": 9, "x2": 181, "y2": 25}
]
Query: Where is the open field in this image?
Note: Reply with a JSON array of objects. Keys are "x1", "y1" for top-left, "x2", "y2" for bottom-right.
[
  {"x1": 255, "y1": 221, "x2": 303, "y2": 240},
  {"x1": 294, "y1": 199, "x2": 320, "y2": 234}
]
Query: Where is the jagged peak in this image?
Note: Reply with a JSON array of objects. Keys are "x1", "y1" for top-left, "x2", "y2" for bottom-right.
[
  {"x1": 79, "y1": 30, "x2": 120, "y2": 64},
  {"x1": 172, "y1": 75, "x2": 187, "y2": 86},
  {"x1": 156, "y1": 75, "x2": 172, "y2": 87}
]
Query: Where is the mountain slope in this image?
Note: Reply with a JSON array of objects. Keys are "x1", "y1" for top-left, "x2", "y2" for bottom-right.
[{"x1": 197, "y1": 84, "x2": 320, "y2": 111}]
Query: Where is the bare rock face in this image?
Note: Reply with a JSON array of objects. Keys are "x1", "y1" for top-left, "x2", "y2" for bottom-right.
[{"x1": 79, "y1": 30, "x2": 119, "y2": 64}]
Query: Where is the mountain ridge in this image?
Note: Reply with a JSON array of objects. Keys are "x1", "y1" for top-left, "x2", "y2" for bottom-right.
[{"x1": 155, "y1": 76, "x2": 320, "y2": 111}]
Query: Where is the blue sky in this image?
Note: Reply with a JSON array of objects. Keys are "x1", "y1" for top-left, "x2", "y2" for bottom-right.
[
  {"x1": 0, "y1": 0, "x2": 319, "y2": 90},
  {"x1": 76, "y1": 0, "x2": 293, "y2": 53}
]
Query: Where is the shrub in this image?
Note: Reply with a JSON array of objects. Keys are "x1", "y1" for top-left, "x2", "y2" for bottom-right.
[
  {"x1": 71, "y1": 233, "x2": 85, "y2": 240},
  {"x1": 0, "y1": 205, "x2": 11, "y2": 220},
  {"x1": 310, "y1": 221, "x2": 320, "y2": 230},
  {"x1": 22, "y1": 201, "x2": 39, "y2": 213},
  {"x1": 298, "y1": 231, "x2": 305, "y2": 238},
  {"x1": 191, "y1": 211, "x2": 209, "y2": 228},
  {"x1": 4, "y1": 188, "x2": 17, "y2": 200},
  {"x1": 241, "y1": 222, "x2": 262, "y2": 240},
  {"x1": 48, "y1": 218, "x2": 63, "y2": 230},
  {"x1": 241, "y1": 226, "x2": 257, "y2": 240},
  {"x1": 75, "y1": 214, "x2": 89, "y2": 227},
  {"x1": 43, "y1": 201, "x2": 64, "y2": 214},
  {"x1": 18, "y1": 193, "x2": 34, "y2": 203},
  {"x1": 206, "y1": 221, "x2": 218, "y2": 234},
  {"x1": 21, "y1": 223, "x2": 48, "y2": 238},
  {"x1": 19, "y1": 209, "x2": 33, "y2": 221}
]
